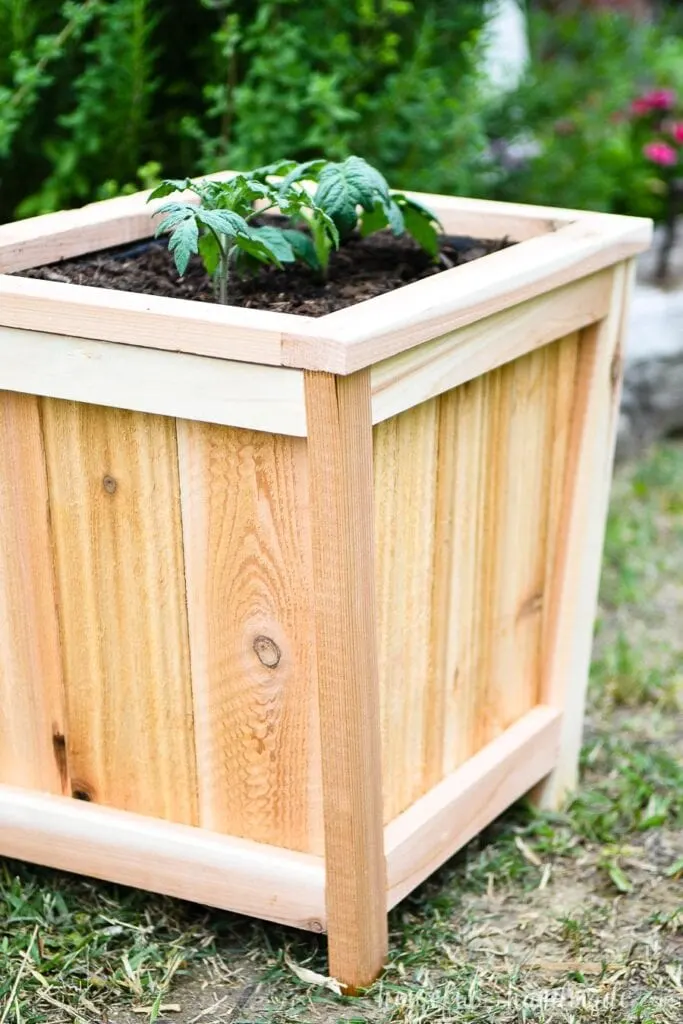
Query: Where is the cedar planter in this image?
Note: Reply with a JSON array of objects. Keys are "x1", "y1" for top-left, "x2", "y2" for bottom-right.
[{"x1": 0, "y1": 183, "x2": 650, "y2": 990}]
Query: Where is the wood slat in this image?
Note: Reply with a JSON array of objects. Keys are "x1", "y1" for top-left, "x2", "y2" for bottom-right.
[
  {"x1": 177, "y1": 422, "x2": 322, "y2": 854},
  {"x1": 385, "y1": 706, "x2": 561, "y2": 909},
  {"x1": 0, "y1": 393, "x2": 68, "y2": 793},
  {"x1": 0, "y1": 325, "x2": 307, "y2": 436},
  {"x1": 41, "y1": 401, "x2": 198, "y2": 823},
  {"x1": 374, "y1": 400, "x2": 440, "y2": 820},
  {"x1": 0, "y1": 784, "x2": 326, "y2": 931},
  {"x1": 304, "y1": 369, "x2": 387, "y2": 992},
  {"x1": 369, "y1": 271, "x2": 611, "y2": 424},
  {"x1": 535, "y1": 262, "x2": 633, "y2": 807}
]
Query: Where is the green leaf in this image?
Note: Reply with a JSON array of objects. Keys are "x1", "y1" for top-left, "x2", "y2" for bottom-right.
[
  {"x1": 360, "y1": 202, "x2": 389, "y2": 237},
  {"x1": 167, "y1": 216, "x2": 199, "y2": 276},
  {"x1": 282, "y1": 229, "x2": 320, "y2": 270},
  {"x1": 393, "y1": 194, "x2": 442, "y2": 258},
  {"x1": 249, "y1": 226, "x2": 296, "y2": 264},
  {"x1": 233, "y1": 234, "x2": 284, "y2": 268},
  {"x1": 605, "y1": 860, "x2": 633, "y2": 893},
  {"x1": 198, "y1": 231, "x2": 222, "y2": 276},
  {"x1": 195, "y1": 208, "x2": 251, "y2": 239},
  {"x1": 314, "y1": 156, "x2": 393, "y2": 237},
  {"x1": 665, "y1": 857, "x2": 683, "y2": 879},
  {"x1": 278, "y1": 159, "x2": 327, "y2": 200},
  {"x1": 147, "y1": 178, "x2": 193, "y2": 201},
  {"x1": 250, "y1": 159, "x2": 299, "y2": 183}
]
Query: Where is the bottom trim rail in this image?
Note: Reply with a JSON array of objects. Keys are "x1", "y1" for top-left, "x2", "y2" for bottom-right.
[
  {"x1": 384, "y1": 705, "x2": 562, "y2": 908},
  {"x1": 0, "y1": 786, "x2": 327, "y2": 932}
]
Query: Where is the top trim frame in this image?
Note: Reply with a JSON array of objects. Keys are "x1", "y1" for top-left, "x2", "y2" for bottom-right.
[{"x1": 0, "y1": 175, "x2": 652, "y2": 375}]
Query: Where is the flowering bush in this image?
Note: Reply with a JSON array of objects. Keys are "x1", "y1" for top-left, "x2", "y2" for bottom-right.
[{"x1": 629, "y1": 88, "x2": 683, "y2": 279}]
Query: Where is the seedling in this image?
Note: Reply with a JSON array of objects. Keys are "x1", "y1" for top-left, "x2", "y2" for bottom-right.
[
  {"x1": 147, "y1": 170, "x2": 338, "y2": 304},
  {"x1": 279, "y1": 155, "x2": 443, "y2": 274},
  {"x1": 148, "y1": 156, "x2": 442, "y2": 301}
]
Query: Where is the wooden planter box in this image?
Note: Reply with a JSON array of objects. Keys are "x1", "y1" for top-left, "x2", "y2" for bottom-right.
[{"x1": 0, "y1": 183, "x2": 650, "y2": 989}]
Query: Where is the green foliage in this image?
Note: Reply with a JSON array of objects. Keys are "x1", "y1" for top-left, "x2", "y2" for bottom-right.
[
  {"x1": 490, "y1": 9, "x2": 683, "y2": 218},
  {"x1": 149, "y1": 169, "x2": 338, "y2": 303},
  {"x1": 0, "y1": 1, "x2": 491, "y2": 223}
]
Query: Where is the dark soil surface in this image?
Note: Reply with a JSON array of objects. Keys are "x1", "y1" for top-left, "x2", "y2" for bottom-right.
[{"x1": 19, "y1": 227, "x2": 510, "y2": 316}]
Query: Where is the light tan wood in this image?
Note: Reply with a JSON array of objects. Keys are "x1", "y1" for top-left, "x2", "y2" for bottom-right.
[
  {"x1": 0, "y1": 205, "x2": 650, "y2": 375},
  {"x1": 284, "y1": 216, "x2": 651, "y2": 373},
  {"x1": 0, "y1": 393, "x2": 68, "y2": 793},
  {"x1": 0, "y1": 325, "x2": 307, "y2": 435},
  {"x1": 305, "y1": 369, "x2": 387, "y2": 991},
  {"x1": 384, "y1": 706, "x2": 561, "y2": 909},
  {"x1": 177, "y1": 422, "x2": 322, "y2": 853},
  {"x1": 370, "y1": 271, "x2": 611, "y2": 424},
  {"x1": 535, "y1": 261, "x2": 633, "y2": 808},
  {"x1": 373, "y1": 400, "x2": 439, "y2": 820},
  {"x1": 0, "y1": 784, "x2": 326, "y2": 931},
  {"x1": 41, "y1": 400, "x2": 198, "y2": 823},
  {"x1": 0, "y1": 274, "x2": 303, "y2": 367},
  {"x1": 428, "y1": 378, "x2": 489, "y2": 777},
  {"x1": 399, "y1": 189, "x2": 580, "y2": 239}
]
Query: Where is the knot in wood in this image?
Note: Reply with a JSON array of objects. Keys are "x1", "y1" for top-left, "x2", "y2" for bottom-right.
[
  {"x1": 253, "y1": 635, "x2": 281, "y2": 669},
  {"x1": 102, "y1": 475, "x2": 117, "y2": 494}
]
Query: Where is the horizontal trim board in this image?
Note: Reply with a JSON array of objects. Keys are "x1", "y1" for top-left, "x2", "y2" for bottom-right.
[
  {"x1": 0, "y1": 326, "x2": 307, "y2": 435},
  {"x1": 384, "y1": 706, "x2": 561, "y2": 909},
  {"x1": 289, "y1": 216, "x2": 652, "y2": 374},
  {"x1": 371, "y1": 271, "x2": 611, "y2": 423},
  {"x1": 0, "y1": 208, "x2": 651, "y2": 375},
  {"x1": 0, "y1": 785, "x2": 326, "y2": 930}
]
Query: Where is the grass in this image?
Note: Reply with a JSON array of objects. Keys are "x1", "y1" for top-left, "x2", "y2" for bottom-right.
[{"x1": 2, "y1": 442, "x2": 683, "y2": 1023}]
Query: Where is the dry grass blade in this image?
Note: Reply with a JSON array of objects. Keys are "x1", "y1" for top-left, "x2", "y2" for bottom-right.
[{"x1": 0, "y1": 925, "x2": 38, "y2": 1024}]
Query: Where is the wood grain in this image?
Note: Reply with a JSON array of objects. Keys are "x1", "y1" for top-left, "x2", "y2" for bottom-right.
[
  {"x1": 0, "y1": 392, "x2": 68, "y2": 793},
  {"x1": 177, "y1": 422, "x2": 322, "y2": 853},
  {"x1": 535, "y1": 262, "x2": 633, "y2": 807},
  {"x1": 41, "y1": 400, "x2": 198, "y2": 823},
  {"x1": 373, "y1": 400, "x2": 439, "y2": 819},
  {"x1": 0, "y1": 325, "x2": 307, "y2": 435},
  {"x1": 305, "y1": 369, "x2": 387, "y2": 992},
  {"x1": 369, "y1": 271, "x2": 611, "y2": 424},
  {"x1": 384, "y1": 706, "x2": 561, "y2": 908},
  {"x1": 0, "y1": 783, "x2": 326, "y2": 931}
]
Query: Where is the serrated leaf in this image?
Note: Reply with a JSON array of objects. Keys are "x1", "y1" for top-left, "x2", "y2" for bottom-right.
[
  {"x1": 155, "y1": 207, "x2": 194, "y2": 237},
  {"x1": 278, "y1": 159, "x2": 327, "y2": 200},
  {"x1": 249, "y1": 226, "x2": 295, "y2": 263},
  {"x1": 233, "y1": 234, "x2": 283, "y2": 268},
  {"x1": 393, "y1": 192, "x2": 443, "y2": 230},
  {"x1": 167, "y1": 216, "x2": 199, "y2": 276},
  {"x1": 314, "y1": 156, "x2": 394, "y2": 237},
  {"x1": 250, "y1": 159, "x2": 299, "y2": 183},
  {"x1": 147, "y1": 178, "x2": 192, "y2": 201},
  {"x1": 195, "y1": 208, "x2": 251, "y2": 239},
  {"x1": 198, "y1": 231, "x2": 222, "y2": 275},
  {"x1": 282, "y1": 229, "x2": 319, "y2": 269}
]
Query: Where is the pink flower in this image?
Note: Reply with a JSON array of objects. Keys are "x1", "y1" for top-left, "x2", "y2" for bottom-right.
[
  {"x1": 643, "y1": 89, "x2": 677, "y2": 110},
  {"x1": 643, "y1": 141, "x2": 678, "y2": 166},
  {"x1": 631, "y1": 89, "x2": 677, "y2": 116},
  {"x1": 631, "y1": 98, "x2": 653, "y2": 116},
  {"x1": 671, "y1": 122, "x2": 683, "y2": 144}
]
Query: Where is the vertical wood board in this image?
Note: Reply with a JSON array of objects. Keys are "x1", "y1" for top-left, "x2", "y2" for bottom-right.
[
  {"x1": 0, "y1": 392, "x2": 68, "y2": 793},
  {"x1": 41, "y1": 400, "x2": 198, "y2": 824},
  {"x1": 177, "y1": 421, "x2": 322, "y2": 854},
  {"x1": 376, "y1": 332, "x2": 582, "y2": 814}
]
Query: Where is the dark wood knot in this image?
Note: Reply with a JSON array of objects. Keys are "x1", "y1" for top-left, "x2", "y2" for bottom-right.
[{"x1": 253, "y1": 635, "x2": 281, "y2": 669}]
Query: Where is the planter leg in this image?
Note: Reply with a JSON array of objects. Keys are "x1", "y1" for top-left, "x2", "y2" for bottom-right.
[
  {"x1": 305, "y1": 369, "x2": 388, "y2": 993},
  {"x1": 534, "y1": 260, "x2": 634, "y2": 810}
]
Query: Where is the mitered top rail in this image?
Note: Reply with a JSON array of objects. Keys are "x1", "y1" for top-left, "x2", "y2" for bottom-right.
[{"x1": 0, "y1": 175, "x2": 652, "y2": 375}]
